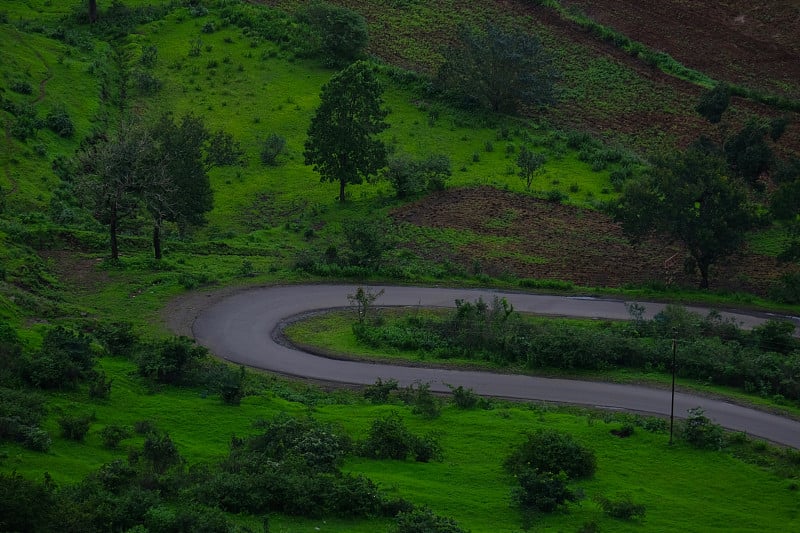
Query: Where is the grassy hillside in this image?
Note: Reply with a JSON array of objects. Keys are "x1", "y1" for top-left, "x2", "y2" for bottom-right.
[{"x1": 1, "y1": 1, "x2": 799, "y2": 531}]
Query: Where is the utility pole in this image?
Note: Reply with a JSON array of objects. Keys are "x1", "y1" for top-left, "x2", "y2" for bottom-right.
[{"x1": 669, "y1": 328, "x2": 677, "y2": 445}]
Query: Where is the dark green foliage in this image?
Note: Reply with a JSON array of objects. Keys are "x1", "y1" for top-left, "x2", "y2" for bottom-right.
[
  {"x1": 395, "y1": 506, "x2": 469, "y2": 533},
  {"x1": 58, "y1": 414, "x2": 92, "y2": 442},
  {"x1": 251, "y1": 413, "x2": 351, "y2": 471},
  {"x1": 140, "y1": 44, "x2": 158, "y2": 67},
  {"x1": 301, "y1": 1, "x2": 369, "y2": 67},
  {"x1": 385, "y1": 153, "x2": 451, "y2": 198},
  {"x1": 359, "y1": 411, "x2": 441, "y2": 462},
  {"x1": 505, "y1": 430, "x2": 596, "y2": 480},
  {"x1": 304, "y1": 60, "x2": 389, "y2": 203},
  {"x1": 517, "y1": 145, "x2": 546, "y2": 190},
  {"x1": 142, "y1": 432, "x2": 182, "y2": 473},
  {"x1": 92, "y1": 320, "x2": 139, "y2": 358},
  {"x1": 695, "y1": 83, "x2": 730, "y2": 123},
  {"x1": 206, "y1": 129, "x2": 245, "y2": 168},
  {"x1": 88, "y1": 370, "x2": 113, "y2": 399},
  {"x1": 750, "y1": 319, "x2": 798, "y2": 354},
  {"x1": 136, "y1": 336, "x2": 207, "y2": 384},
  {"x1": 342, "y1": 216, "x2": 396, "y2": 269},
  {"x1": 0, "y1": 472, "x2": 56, "y2": 532},
  {"x1": 10, "y1": 80, "x2": 33, "y2": 94},
  {"x1": 448, "y1": 384, "x2": 479, "y2": 409},
  {"x1": 0, "y1": 323, "x2": 24, "y2": 387},
  {"x1": 45, "y1": 104, "x2": 75, "y2": 137},
  {"x1": 769, "y1": 272, "x2": 800, "y2": 304},
  {"x1": 132, "y1": 69, "x2": 162, "y2": 94},
  {"x1": 215, "y1": 365, "x2": 247, "y2": 405},
  {"x1": 364, "y1": 377, "x2": 399, "y2": 403},
  {"x1": 25, "y1": 326, "x2": 95, "y2": 389},
  {"x1": 0, "y1": 387, "x2": 49, "y2": 449},
  {"x1": 614, "y1": 144, "x2": 755, "y2": 288},
  {"x1": 260, "y1": 133, "x2": 286, "y2": 166},
  {"x1": 10, "y1": 103, "x2": 41, "y2": 140},
  {"x1": 398, "y1": 382, "x2": 441, "y2": 418},
  {"x1": 100, "y1": 424, "x2": 131, "y2": 449},
  {"x1": 594, "y1": 494, "x2": 646, "y2": 520},
  {"x1": 681, "y1": 407, "x2": 725, "y2": 450},
  {"x1": 512, "y1": 469, "x2": 576, "y2": 513},
  {"x1": 437, "y1": 23, "x2": 557, "y2": 114},
  {"x1": 724, "y1": 121, "x2": 773, "y2": 185}
]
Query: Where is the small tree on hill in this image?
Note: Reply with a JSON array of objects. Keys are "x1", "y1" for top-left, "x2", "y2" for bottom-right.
[
  {"x1": 695, "y1": 83, "x2": 730, "y2": 124},
  {"x1": 302, "y1": 1, "x2": 369, "y2": 68},
  {"x1": 614, "y1": 143, "x2": 755, "y2": 288},
  {"x1": 304, "y1": 61, "x2": 389, "y2": 202},
  {"x1": 517, "y1": 145, "x2": 546, "y2": 190},
  {"x1": 437, "y1": 23, "x2": 558, "y2": 115}
]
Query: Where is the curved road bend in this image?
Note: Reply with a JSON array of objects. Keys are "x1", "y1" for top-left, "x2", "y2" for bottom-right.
[{"x1": 190, "y1": 284, "x2": 800, "y2": 448}]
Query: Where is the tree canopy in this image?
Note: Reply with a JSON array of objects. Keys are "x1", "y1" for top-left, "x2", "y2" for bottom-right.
[
  {"x1": 304, "y1": 61, "x2": 389, "y2": 203},
  {"x1": 436, "y1": 23, "x2": 558, "y2": 115},
  {"x1": 614, "y1": 144, "x2": 755, "y2": 289}
]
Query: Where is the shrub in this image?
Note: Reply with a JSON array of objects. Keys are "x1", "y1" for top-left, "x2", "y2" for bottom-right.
[
  {"x1": 10, "y1": 80, "x2": 33, "y2": 94},
  {"x1": 395, "y1": 506, "x2": 468, "y2": 533},
  {"x1": 364, "y1": 377, "x2": 399, "y2": 403},
  {"x1": 769, "y1": 272, "x2": 800, "y2": 304},
  {"x1": 301, "y1": 1, "x2": 368, "y2": 67},
  {"x1": 260, "y1": 133, "x2": 286, "y2": 166},
  {"x1": 58, "y1": 414, "x2": 91, "y2": 441},
  {"x1": 595, "y1": 494, "x2": 647, "y2": 520},
  {"x1": 25, "y1": 326, "x2": 95, "y2": 389},
  {"x1": 385, "y1": 153, "x2": 451, "y2": 197},
  {"x1": 448, "y1": 384, "x2": 478, "y2": 409},
  {"x1": 359, "y1": 412, "x2": 415, "y2": 460},
  {"x1": 101, "y1": 424, "x2": 131, "y2": 449},
  {"x1": 88, "y1": 370, "x2": 113, "y2": 399},
  {"x1": 504, "y1": 429, "x2": 596, "y2": 479},
  {"x1": 93, "y1": 321, "x2": 139, "y2": 358},
  {"x1": 134, "y1": 419, "x2": 157, "y2": 435},
  {"x1": 681, "y1": 407, "x2": 725, "y2": 450},
  {"x1": 215, "y1": 365, "x2": 246, "y2": 405},
  {"x1": 45, "y1": 104, "x2": 75, "y2": 137},
  {"x1": 132, "y1": 69, "x2": 162, "y2": 95},
  {"x1": 136, "y1": 336, "x2": 207, "y2": 384},
  {"x1": 251, "y1": 413, "x2": 351, "y2": 471},
  {"x1": 399, "y1": 382, "x2": 441, "y2": 418},
  {"x1": 512, "y1": 469, "x2": 576, "y2": 513},
  {"x1": 412, "y1": 433, "x2": 443, "y2": 463},
  {"x1": 0, "y1": 388, "x2": 47, "y2": 443},
  {"x1": 21, "y1": 426, "x2": 52, "y2": 452},
  {"x1": 140, "y1": 44, "x2": 158, "y2": 67},
  {"x1": 0, "y1": 472, "x2": 56, "y2": 531},
  {"x1": 142, "y1": 432, "x2": 182, "y2": 473}
]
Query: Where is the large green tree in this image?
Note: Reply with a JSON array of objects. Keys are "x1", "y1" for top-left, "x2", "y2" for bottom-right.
[
  {"x1": 614, "y1": 144, "x2": 755, "y2": 289},
  {"x1": 436, "y1": 23, "x2": 558, "y2": 115},
  {"x1": 304, "y1": 61, "x2": 389, "y2": 203}
]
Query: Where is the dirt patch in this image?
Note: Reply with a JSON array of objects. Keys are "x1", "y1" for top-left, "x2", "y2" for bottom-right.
[
  {"x1": 391, "y1": 187, "x2": 794, "y2": 295},
  {"x1": 39, "y1": 250, "x2": 111, "y2": 293}
]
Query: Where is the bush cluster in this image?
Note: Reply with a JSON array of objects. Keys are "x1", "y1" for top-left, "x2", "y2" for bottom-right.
[
  {"x1": 358, "y1": 412, "x2": 443, "y2": 463},
  {"x1": 354, "y1": 301, "x2": 800, "y2": 402}
]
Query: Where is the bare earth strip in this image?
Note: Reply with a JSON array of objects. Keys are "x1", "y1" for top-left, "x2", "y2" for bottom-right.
[{"x1": 169, "y1": 283, "x2": 800, "y2": 447}]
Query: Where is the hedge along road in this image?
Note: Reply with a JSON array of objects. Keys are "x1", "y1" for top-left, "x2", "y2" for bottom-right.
[{"x1": 186, "y1": 284, "x2": 800, "y2": 448}]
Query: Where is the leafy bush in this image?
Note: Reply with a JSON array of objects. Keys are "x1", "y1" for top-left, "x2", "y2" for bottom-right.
[
  {"x1": 681, "y1": 407, "x2": 725, "y2": 450},
  {"x1": 512, "y1": 469, "x2": 576, "y2": 513},
  {"x1": 399, "y1": 382, "x2": 441, "y2": 418},
  {"x1": 140, "y1": 44, "x2": 158, "y2": 67},
  {"x1": 769, "y1": 272, "x2": 800, "y2": 304},
  {"x1": 504, "y1": 429, "x2": 596, "y2": 480},
  {"x1": 142, "y1": 432, "x2": 182, "y2": 473},
  {"x1": 214, "y1": 364, "x2": 247, "y2": 405},
  {"x1": 301, "y1": 1, "x2": 369, "y2": 67},
  {"x1": 448, "y1": 384, "x2": 479, "y2": 409},
  {"x1": 132, "y1": 69, "x2": 162, "y2": 95},
  {"x1": 58, "y1": 414, "x2": 92, "y2": 441},
  {"x1": 251, "y1": 413, "x2": 351, "y2": 471},
  {"x1": 595, "y1": 494, "x2": 647, "y2": 520},
  {"x1": 93, "y1": 320, "x2": 139, "y2": 358},
  {"x1": 359, "y1": 412, "x2": 415, "y2": 460},
  {"x1": 385, "y1": 153, "x2": 451, "y2": 198},
  {"x1": 88, "y1": 370, "x2": 113, "y2": 399},
  {"x1": 136, "y1": 336, "x2": 207, "y2": 384},
  {"x1": 0, "y1": 471, "x2": 56, "y2": 531},
  {"x1": 260, "y1": 133, "x2": 286, "y2": 166},
  {"x1": 10, "y1": 80, "x2": 33, "y2": 94},
  {"x1": 24, "y1": 326, "x2": 95, "y2": 389},
  {"x1": 45, "y1": 104, "x2": 75, "y2": 137},
  {"x1": 342, "y1": 216, "x2": 397, "y2": 269},
  {"x1": 395, "y1": 506, "x2": 468, "y2": 533},
  {"x1": 364, "y1": 377, "x2": 399, "y2": 403},
  {"x1": 101, "y1": 424, "x2": 131, "y2": 449}
]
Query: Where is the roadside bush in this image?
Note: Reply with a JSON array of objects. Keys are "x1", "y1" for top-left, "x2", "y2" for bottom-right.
[
  {"x1": 399, "y1": 382, "x2": 441, "y2": 418},
  {"x1": 214, "y1": 364, "x2": 247, "y2": 405},
  {"x1": 45, "y1": 104, "x2": 75, "y2": 137},
  {"x1": 595, "y1": 494, "x2": 647, "y2": 520},
  {"x1": 769, "y1": 272, "x2": 800, "y2": 304},
  {"x1": 395, "y1": 506, "x2": 468, "y2": 533},
  {"x1": 260, "y1": 132, "x2": 286, "y2": 166},
  {"x1": 58, "y1": 414, "x2": 92, "y2": 442},
  {"x1": 448, "y1": 384, "x2": 479, "y2": 409},
  {"x1": 342, "y1": 216, "x2": 397, "y2": 270},
  {"x1": 504, "y1": 429, "x2": 596, "y2": 480},
  {"x1": 512, "y1": 469, "x2": 576, "y2": 513},
  {"x1": 681, "y1": 407, "x2": 725, "y2": 450},
  {"x1": 364, "y1": 377, "x2": 399, "y2": 403}
]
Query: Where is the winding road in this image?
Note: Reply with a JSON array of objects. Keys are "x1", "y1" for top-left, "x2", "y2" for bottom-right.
[{"x1": 185, "y1": 284, "x2": 800, "y2": 448}]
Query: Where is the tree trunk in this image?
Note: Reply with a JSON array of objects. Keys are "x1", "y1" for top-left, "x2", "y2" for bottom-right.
[
  {"x1": 698, "y1": 261, "x2": 710, "y2": 289},
  {"x1": 153, "y1": 223, "x2": 162, "y2": 260},
  {"x1": 339, "y1": 177, "x2": 346, "y2": 203},
  {"x1": 89, "y1": 0, "x2": 98, "y2": 23},
  {"x1": 110, "y1": 201, "x2": 119, "y2": 262}
]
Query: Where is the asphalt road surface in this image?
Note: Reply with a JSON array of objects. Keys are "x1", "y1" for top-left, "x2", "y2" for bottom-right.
[{"x1": 188, "y1": 284, "x2": 800, "y2": 447}]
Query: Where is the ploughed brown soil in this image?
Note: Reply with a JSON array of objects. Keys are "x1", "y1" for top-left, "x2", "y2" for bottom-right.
[{"x1": 392, "y1": 187, "x2": 794, "y2": 295}]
